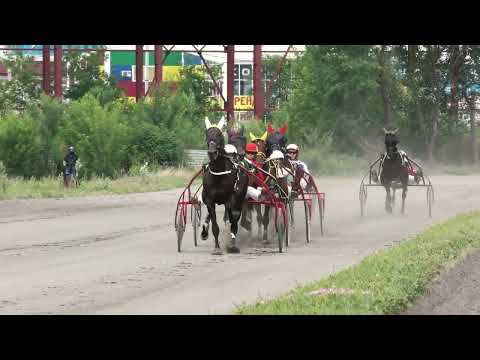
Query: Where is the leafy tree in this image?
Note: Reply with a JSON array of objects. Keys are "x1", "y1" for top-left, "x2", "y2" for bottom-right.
[
  {"x1": 284, "y1": 45, "x2": 383, "y2": 153},
  {"x1": 0, "y1": 52, "x2": 42, "y2": 114},
  {"x1": 263, "y1": 55, "x2": 297, "y2": 111},
  {"x1": 64, "y1": 49, "x2": 122, "y2": 104},
  {"x1": 458, "y1": 45, "x2": 480, "y2": 163},
  {"x1": 177, "y1": 63, "x2": 223, "y2": 117}
]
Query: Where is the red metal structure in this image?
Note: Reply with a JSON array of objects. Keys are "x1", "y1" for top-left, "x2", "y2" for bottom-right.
[
  {"x1": 253, "y1": 45, "x2": 265, "y2": 119},
  {"x1": 54, "y1": 45, "x2": 62, "y2": 99},
  {"x1": 226, "y1": 45, "x2": 235, "y2": 122},
  {"x1": 135, "y1": 45, "x2": 144, "y2": 101},
  {"x1": 42, "y1": 45, "x2": 51, "y2": 95}
]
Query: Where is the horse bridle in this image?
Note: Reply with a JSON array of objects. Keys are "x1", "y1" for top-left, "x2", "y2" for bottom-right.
[{"x1": 385, "y1": 145, "x2": 399, "y2": 160}]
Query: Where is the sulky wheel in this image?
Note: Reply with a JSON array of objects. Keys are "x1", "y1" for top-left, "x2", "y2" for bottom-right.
[
  {"x1": 359, "y1": 185, "x2": 367, "y2": 217},
  {"x1": 318, "y1": 194, "x2": 325, "y2": 236},
  {"x1": 285, "y1": 200, "x2": 293, "y2": 247},
  {"x1": 191, "y1": 205, "x2": 201, "y2": 247},
  {"x1": 176, "y1": 205, "x2": 186, "y2": 252},
  {"x1": 289, "y1": 198, "x2": 295, "y2": 231},
  {"x1": 304, "y1": 199, "x2": 312, "y2": 243},
  {"x1": 275, "y1": 205, "x2": 286, "y2": 253},
  {"x1": 427, "y1": 185, "x2": 434, "y2": 218}
]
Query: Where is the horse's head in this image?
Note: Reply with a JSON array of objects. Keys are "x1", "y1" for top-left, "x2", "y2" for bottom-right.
[
  {"x1": 266, "y1": 123, "x2": 288, "y2": 157},
  {"x1": 383, "y1": 127, "x2": 399, "y2": 158},
  {"x1": 249, "y1": 130, "x2": 268, "y2": 163},
  {"x1": 205, "y1": 116, "x2": 226, "y2": 161},
  {"x1": 228, "y1": 126, "x2": 246, "y2": 158}
]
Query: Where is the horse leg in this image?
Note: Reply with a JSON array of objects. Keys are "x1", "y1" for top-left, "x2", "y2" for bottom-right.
[
  {"x1": 226, "y1": 203, "x2": 241, "y2": 254},
  {"x1": 385, "y1": 184, "x2": 392, "y2": 214},
  {"x1": 223, "y1": 205, "x2": 228, "y2": 224},
  {"x1": 206, "y1": 201, "x2": 222, "y2": 255},
  {"x1": 263, "y1": 205, "x2": 270, "y2": 243},
  {"x1": 256, "y1": 204, "x2": 263, "y2": 240},
  {"x1": 401, "y1": 181, "x2": 408, "y2": 215},
  {"x1": 240, "y1": 203, "x2": 252, "y2": 232},
  {"x1": 201, "y1": 213, "x2": 210, "y2": 241}
]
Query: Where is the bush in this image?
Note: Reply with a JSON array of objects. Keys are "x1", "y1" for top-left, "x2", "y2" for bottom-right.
[
  {"x1": 59, "y1": 95, "x2": 131, "y2": 178},
  {"x1": 0, "y1": 95, "x2": 68, "y2": 179},
  {"x1": 0, "y1": 72, "x2": 228, "y2": 181},
  {"x1": 0, "y1": 112, "x2": 44, "y2": 178},
  {"x1": 0, "y1": 161, "x2": 7, "y2": 193},
  {"x1": 301, "y1": 132, "x2": 368, "y2": 176},
  {"x1": 127, "y1": 123, "x2": 181, "y2": 167},
  {"x1": 0, "y1": 98, "x2": 68, "y2": 179},
  {"x1": 128, "y1": 87, "x2": 206, "y2": 151},
  {"x1": 26, "y1": 95, "x2": 66, "y2": 176}
]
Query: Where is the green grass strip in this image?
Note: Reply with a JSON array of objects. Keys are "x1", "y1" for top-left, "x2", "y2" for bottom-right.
[
  {"x1": 0, "y1": 168, "x2": 199, "y2": 201},
  {"x1": 235, "y1": 211, "x2": 480, "y2": 315}
]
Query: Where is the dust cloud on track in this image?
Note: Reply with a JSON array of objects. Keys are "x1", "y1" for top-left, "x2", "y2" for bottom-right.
[{"x1": 0, "y1": 174, "x2": 479, "y2": 314}]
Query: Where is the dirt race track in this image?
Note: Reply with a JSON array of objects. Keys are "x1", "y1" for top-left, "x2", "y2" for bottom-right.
[{"x1": 0, "y1": 174, "x2": 479, "y2": 315}]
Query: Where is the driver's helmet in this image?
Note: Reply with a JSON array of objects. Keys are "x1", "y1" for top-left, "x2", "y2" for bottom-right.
[
  {"x1": 245, "y1": 143, "x2": 258, "y2": 153},
  {"x1": 68, "y1": 146, "x2": 75, "y2": 152},
  {"x1": 286, "y1": 144, "x2": 299, "y2": 152},
  {"x1": 286, "y1": 144, "x2": 299, "y2": 160},
  {"x1": 267, "y1": 150, "x2": 284, "y2": 161}
]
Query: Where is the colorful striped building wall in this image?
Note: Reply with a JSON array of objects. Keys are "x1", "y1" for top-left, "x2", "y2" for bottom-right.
[{"x1": 108, "y1": 51, "x2": 202, "y2": 99}]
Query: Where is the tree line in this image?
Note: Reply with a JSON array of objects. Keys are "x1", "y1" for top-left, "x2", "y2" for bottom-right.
[
  {"x1": 1, "y1": 46, "x2": 478, "y2": 180},
  {"x1": 276, "y1": 45, "x2": 480, "y2": 164}
]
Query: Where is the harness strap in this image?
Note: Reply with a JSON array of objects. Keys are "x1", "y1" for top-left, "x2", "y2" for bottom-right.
[
  {"x1": 207, "y1": 155, "x2": 240, "y2": 192},
  {"x1": 379, "y1": 150, "x2": 411, "y2": 178},
  {"x1": 209, "y1": 169, "x2": 232, "y2": 176}
]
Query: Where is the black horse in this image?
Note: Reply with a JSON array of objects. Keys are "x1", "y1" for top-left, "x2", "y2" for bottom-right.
[
  {"x1": 203, "y1": 126, "x2": 247, "y2": 227},
  {"x1": 227, "y1": 126, "x2": 247, "y2": 160},
  {"x1": 379, "y1": 128, "x2": 409, "y2": 214},
  {"x1": 265, "y1": 123, "x2": 288, "y2": 155},
  {"x1": 200, "y1": 118, "x2": 248, "y2": 254}
]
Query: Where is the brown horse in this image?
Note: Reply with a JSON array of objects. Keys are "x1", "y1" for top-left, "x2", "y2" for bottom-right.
[{"x1": 254, "y1": 123, "x2": 290, "y2": 243}]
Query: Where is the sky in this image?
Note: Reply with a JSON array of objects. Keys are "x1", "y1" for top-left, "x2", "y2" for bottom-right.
[
  {"x1": 0, "y1": 45, "x2": 306, "y2": 64},
  {"x1": 108, "y1": 45, "x2": 306, "y2": 62}
]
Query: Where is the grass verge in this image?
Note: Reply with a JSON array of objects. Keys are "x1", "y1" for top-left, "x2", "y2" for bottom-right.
[
  {"x1": 235, "y1": 210, "x2": 480, "y2": 315},
  {"x1": 0, "y1": 167, "x2": 197, "y2": 201}
]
